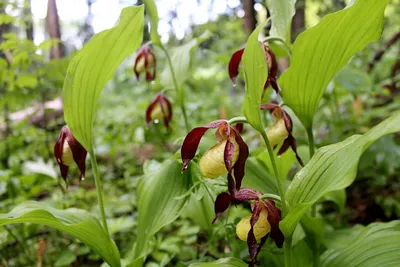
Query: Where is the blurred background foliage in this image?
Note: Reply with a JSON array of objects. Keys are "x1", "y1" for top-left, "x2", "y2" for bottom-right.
[{"x1": 0, "y1": 0, "x2": 399, "y2": 266}]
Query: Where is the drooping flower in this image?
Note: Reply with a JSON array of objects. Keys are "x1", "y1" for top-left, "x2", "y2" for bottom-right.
[
  {"x1": 54, "y1": 125, "x2": 87, "y2": 182},
  {"x1": 181, "y1": 120, "x2": 249, "y2": 195},
  {"x1": 261, "y1": 103, "x2": 304, "y2": 166},
  {"x1": 228, "y1": 43, "x2": 279, "y2": 94},
  {"x1": 145, "y1": 93, "x2": 173, "y2": 129},
  {"x1": 134, "y1": 45, "x2": 156, "y2": 81},
  {"x1": 215, "y1": 187, "x2": 284, "y2": 266}
]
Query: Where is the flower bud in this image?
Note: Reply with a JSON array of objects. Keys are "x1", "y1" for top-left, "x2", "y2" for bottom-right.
[
  {"x1": 61, "y1": 140, "x2": 74, "y2": 166},
  {"x1": 266, "y1": 118, "x2": 289, "y2": 148},
  {"x1": 199, "y1": 138, "x2": 239, "y2": 178},
  {"x1": 236, "y1": 207, "x2": 270, "y2": 241},
  {"x1": 146, "y1": 93, "x2": 173, "y2": 129},
  {"x1": 150, "y1": 101, "x2": 170, "y2": 121},
  {"x1": 134, "y1": 45, "x2": 156, "y2": 81}
]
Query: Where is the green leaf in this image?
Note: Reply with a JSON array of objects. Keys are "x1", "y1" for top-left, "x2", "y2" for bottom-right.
[
  {"x1": 55, "y1": 250, "x2": 77, "y2": 267},
  {"x1": 321, "y1": 221, "x2": 400, "y2": 267},
  {"x1": 189, "y1": 258, "x2": 247, "y2": 267},
  {"x1": 15, "y1": 74, "x2": 38, "y2": 88},
  {"x1": 280, "y1": 111, "x2": 400, "y2": 237},
  {"x1": 242, "y1": 22, "x2": 268, "y2": 132},
  {"x1": 134, "y1": 159, "x2": 191, "y2": 259},
  {"x1": 258, "y1": 148, "x2": 296, "y2": 180},
  {"x1": 0, "y1": 201, "x2": 120, "y2": 267},
  {"x1": 334, "y1": 67, "x2": 372, "y2": 94},
  {"x1": 280, "y1": 0, "x2": 390, "y2": 129},
  {"x1": 265, "y1": 0, "x2": 296, "y2": 42},
  {"x1": 161, "y1": 31, "x2": 211, "y2": 89},
  {"x1": 63, "y1": 6, "x2": 144, "y2": 151},
  {"x1": 144, "y1": 0, "x2": 162, "y2": 47},
  {"x1": 241, "y1": 157, "x2": 278, "y2": 194}
]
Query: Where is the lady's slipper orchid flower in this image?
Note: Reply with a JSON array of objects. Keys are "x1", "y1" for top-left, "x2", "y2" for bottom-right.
[
  {"x1": 228, "y1": 43, "x2": 279, "y2": 94},
  {"x1": 181, "y1": 120, "x2": 249, "y2": 194},
  {"x1": 54, "y1": 126, "x2": 87, "y2": 182},
  {"x1": 134, "y1": 45, "x2": 156, "y2": 81},
  {"x1": 261, "y1": 103, "x2": 304, "y2": 166},
  {"x1": 146, "y1": 93, "x2": 173, "y2": 129},
  {"x1": 214, "y1": 187, "x2": 284, "y2": 266}
]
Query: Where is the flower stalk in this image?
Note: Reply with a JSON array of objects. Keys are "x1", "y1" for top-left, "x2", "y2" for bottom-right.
[
  {"x1": 89, "y1": 150, "x2": 110, "y2": 237},
  {"x1": 160, "y1": 45, "x2": 190, "y2": 132}
]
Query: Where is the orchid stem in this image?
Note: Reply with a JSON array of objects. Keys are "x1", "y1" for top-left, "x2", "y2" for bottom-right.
[
  {"x1": 260, "y1": 131, "x2": 287, "y2": 216},
  {"x1": 161, "y1": 45, "x2": 190, "y2": 132},
  {"x1": 89, "y1": 149, "x2": 110, "y2": 237},
  {"x1": 227, "y1": 116, "x2": 248, "y2": 125}
]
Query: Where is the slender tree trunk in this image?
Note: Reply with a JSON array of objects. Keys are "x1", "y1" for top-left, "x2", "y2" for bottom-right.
[
  {"x1": 241, "y1": 0, "x2": 256, "y2": 35},
  {"x1": 291, "y1": 0, "x2": 305, "y2": 42},
  {"x1": 46, "y1": 0, "x2": 64, "y2": 59},
  {"x1": 24, "y1": 0, "x2": 34, "y2": 40}
]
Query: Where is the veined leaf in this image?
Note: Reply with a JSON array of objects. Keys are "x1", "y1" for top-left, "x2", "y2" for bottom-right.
[
  {"x1": 189, "y1": 257, "x2": 247, "y2": 267},
  {"x1": 265, "y1": 0, "x2": 296, "y2": 42},
  {"x1": 133, "y1": 159, "x2": 191, "y2": 259},
  {"x1": 63, "y1": 6, "x2": 144, "y2": 151},
  {"x1": 321, "y1": 221, "x2": 400, "y2": 267},
  {"x1": 280, "y1": 0, "x2": 390, "y2": 129},
  {"x1": 242, "y1": 22, "x2": 268, "y2": 133},
  {"x1": 280, "y1": 111, "x2": 400, "y2": 237},
  {"x1": 242, "y1": 157, "x2": 278, "y2": 194},
  {"x1": 0, "y1": 201, "x2": 120, "y2": 267},
  {"x1": 144, "y1": 0, "x2": 161, "y2": 47},
  {"x1": 161, "y1": 31, "x2": 211, "y2": 90}
]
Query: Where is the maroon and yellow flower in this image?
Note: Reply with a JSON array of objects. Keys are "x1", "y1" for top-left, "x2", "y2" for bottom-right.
[
  {"x1": 54, "y1": 126, "x2": 87, "y2": 182},
  {"x1": 228, "y1": 43, "x2": 279, "y2": 94},
  {"x1": 134, "y1": 45, "x2": 156, "y2": 81},
  {"x1": 261, "y1": 103, "x2": 304, "y2": 166},
  {"x1": 146, "y1": 93, "x2": 173, "y2": 129}
]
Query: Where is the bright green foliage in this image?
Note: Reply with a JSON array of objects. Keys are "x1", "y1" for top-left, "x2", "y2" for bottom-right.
[
  {"x1": 265, "y1": 0, "x2": 296, "y2": 42},
  {"x1": 280, "y1": 111, "x2": 400, "y2": 237},
  {"x1": 133, "y1": 159, "x2": 191, "y2": 259},
  {"x1": 280, "y1": 0, "x2": 390, "y2": 129},
  {"x1": 189, "y1": 257, "x2": 247, "y2": 267},
  {"x1": 63, "y1": 6, "x2": 144, "y2": 151},
  {"x1": 0, "y1": 201, "x2": 121, "y2": 267},
  {"x1": 321, "y1": 221, "x2": 400, "y2": 267},
  {"x1": 144, "y1": 0, "x2": 162, "y2": 47},
  {"x1": 241, "y1": 22, "x2": 268, "y2": 133}
]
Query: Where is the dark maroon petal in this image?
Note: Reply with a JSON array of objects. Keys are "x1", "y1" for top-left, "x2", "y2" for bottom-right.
[
  {"x1": 231, "y1": 127, "x2": 249, "y2": 191},
  {"x1": 54, "y1": 126, "x2": 70, "y2": 181},
  {"x1": 228, "y1": 48, "x2": 244, "y2": 85},
  {"x1": 281, "y1": 110, "x2": 293, "y2": 133},
  {"x1": 235, "y1": 187, "x2": 261, "y2": 201},
  {"x1": 159, "y1": 94, "x2": 173, "y2": 129},
  {"x1": 264, "y1": 200, "x2": 284, "y2": 248},
  {"x1": 224, "y1": 138, "x2": 235, "y2": 172},
  {"x1": 227, "y1": 172, "x2": 236, "y2": 197},
  {"x1": 266, "y1": 48, "x2": 279, "y2": 94},
  {"x1": 212, "y1": 192, "x2": 232, "y2": 223},
  {"x1": 145, "y1": 69, "x2": 155, "y2": 81},
  {"x1": 181, "y1": 120, "x2": 228, "y2": 171},
  {"x1": 145, "y1": 94, "x2": 162, "y2": 125},
  {"x1": 289, "y1": 134, "x2": 304, "y2": 167},
  {"x1": 270, "y1": 77, "x2": 280, "y2": 94},
  {"x1": 234, "y1": 123, "x2": 243, "y2": 134},
  {"x1": 247, "y1": 201, "x2": 263, "y2": 263},
  {"x1": 260, "y1": 103, "x2": 279, "y2": 111},
  {"x1": 277, "y1": 137, "x2": 291, "y2": 155},
  {"x1": 65, "y1": 131, "x2": 87, "y2": 182}
]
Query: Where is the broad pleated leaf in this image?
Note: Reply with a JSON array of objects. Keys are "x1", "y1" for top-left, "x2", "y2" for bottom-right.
[
  {"x1": 63, "y1": 6, "x2": 144, "y2": 151},
  {"x1": 0, "y1": 201, "x2": 120, "y2": 267},
  {"x1": 321, "y1": 221, "x2": 400, "y2": 267},
  {"x1": 143, "y1": 0, "x2": 161, "y2": 47},
  {"x1": 280, "y1": 111, "x2": 400, "y2": 237},
  {"x1": 241, "y1": 157, "x2": 278, "y2": 194},
  {"x1": 242, "y1": 22, "x2": 268, "y2": 132},
  {"x1": 265, "y1": 0, "x2": 296, "y2": 42},
  {"x1": 280, "y1": 0, "x2": 390, "y2": 129},
  {"x1": 189, "y1": 258, "x2": 247, "y2": 267},
  {"x1": 133, "y1": 159, "x2": 191, "y2": 259}
]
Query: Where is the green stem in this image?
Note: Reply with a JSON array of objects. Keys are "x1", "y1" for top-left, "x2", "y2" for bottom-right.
[
  {"x1": 306, "y1": 127, "x2": 315, "y2": 158},
  {"x1": 89, "y1": 150, "x2": 110, "y2": 237},
  {"x1": 284, "y1": 237, "x2": 293, "y2": 267},
  {"x1": 161, "y1": 45, "x2": 190, "y2": 132},
  {"x1": 227, "y1": 116, "x2": 248, "y2": 125},
  {"x1": 260, "y1": 131, "x2": 287, "y2": 216}
]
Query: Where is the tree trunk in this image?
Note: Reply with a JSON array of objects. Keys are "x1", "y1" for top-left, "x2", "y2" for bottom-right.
[
  {"x1": 24, "y1": 0, "x2": 34, "y2": 40},
  {"x1": 291, "y1": 0, "x2": 305, "y2": 42},
  {"x1": 241, "y1": 0, "x2": 256, "y2": 35},
  {"x1": 46, "y1": 0, "x2": 64, "y2": 59}
]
